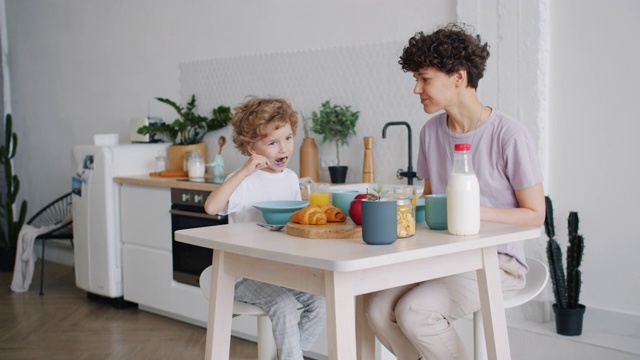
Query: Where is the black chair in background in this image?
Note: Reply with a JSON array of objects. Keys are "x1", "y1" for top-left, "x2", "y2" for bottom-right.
[{"x1": 26, "y1": 192, "x2": 73, "y2": 295}]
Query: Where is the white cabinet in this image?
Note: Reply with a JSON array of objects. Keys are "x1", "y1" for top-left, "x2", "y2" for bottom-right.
[
  {"x1": 120, "y1": 185, "x2": 171, "y2": 250},
  {"x1": 119, "y1": 184, "x2": 208, "y2": 325},
  {"x1": 122, "y1": 243, "x2": 173, "y2": 310}
]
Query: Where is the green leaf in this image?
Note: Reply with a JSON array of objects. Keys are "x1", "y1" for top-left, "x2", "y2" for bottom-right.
[
  {"x1": 310, "y1": 100, "x2": 359, "y2": 166},
  {"x1": 137, "y1": 95, "x2": 233, "y2": 145}
]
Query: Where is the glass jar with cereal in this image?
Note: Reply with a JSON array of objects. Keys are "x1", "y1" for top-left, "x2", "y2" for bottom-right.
[{"x1": 396, "y1": 198, "x2": 416, "y2": 238}]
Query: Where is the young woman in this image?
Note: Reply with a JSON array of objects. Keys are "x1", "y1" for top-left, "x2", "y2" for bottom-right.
[{"x1": 366, "y1": 23, "x2": 545, "y2": 360}]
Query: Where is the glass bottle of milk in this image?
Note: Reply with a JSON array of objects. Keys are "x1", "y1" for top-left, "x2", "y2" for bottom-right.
[
  {"x1": 446, "y1": 143, "x2": 480, "y2": 235},
  {"x1": 187, "y1": 151, "x2": 205, "y2": 179}
]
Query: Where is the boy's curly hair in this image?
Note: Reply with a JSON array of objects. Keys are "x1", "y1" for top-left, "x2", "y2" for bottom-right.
[
  {"x1": 399, "y1": 23, "x2": 490, "y2": 89},
  {"x1": 231, "y1": 96, "x2": 299, "y2": 156}
]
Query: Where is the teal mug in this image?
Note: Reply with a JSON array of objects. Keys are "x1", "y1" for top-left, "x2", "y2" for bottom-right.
[
  {"x1": 425, "y1": 194, "x2": 447, "y2": 230},
  {"x1": 415, "y1": 197, "x2": 425, "y2": 224}
]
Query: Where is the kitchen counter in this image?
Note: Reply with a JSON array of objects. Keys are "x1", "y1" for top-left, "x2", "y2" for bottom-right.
[{"x1": 114, "y1": 175, "x2": 222, "y2": 192}]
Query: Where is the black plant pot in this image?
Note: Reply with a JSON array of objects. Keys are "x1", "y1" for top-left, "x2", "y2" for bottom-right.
[
  {"x1": 553, "y1": 303, "x2": 586, "y2": 336},
  {"x1": 328, "y1": 166, "x2": 348, "y2": 184},
  {"x1": 0, "y1": 247, "x2": 16, "y2": 272}
]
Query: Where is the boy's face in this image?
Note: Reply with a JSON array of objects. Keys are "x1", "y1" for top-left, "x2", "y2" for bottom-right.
[{"x1": 247, "y1": 122, "x2": 295, "y2": 173}]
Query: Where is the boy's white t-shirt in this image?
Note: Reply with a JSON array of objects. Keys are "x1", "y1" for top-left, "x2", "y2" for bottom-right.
[{"x1": 220, "y1": 168, "x2": 301, "y2": 224}]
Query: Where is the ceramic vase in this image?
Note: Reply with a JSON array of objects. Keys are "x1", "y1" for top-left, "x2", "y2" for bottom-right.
[
  {"x1": 211, "y1": 154, "x2": 225, "y2": 183},
  {"x1": 361, "y1": 199, "x2": 398, "y2": 245},
  {"x1": 299, "y1": 138, "x2": 319, "y2": 182}
]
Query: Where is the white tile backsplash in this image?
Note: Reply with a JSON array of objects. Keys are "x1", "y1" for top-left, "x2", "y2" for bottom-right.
[{"x1": 180, "y1": 41, "x2": 427, "y2": 186}]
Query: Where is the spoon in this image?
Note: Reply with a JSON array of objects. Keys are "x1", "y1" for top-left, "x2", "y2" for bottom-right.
[
  {"x1": 257, "y1": 223, "x2": 285, "y2": 231},
  {"x1": 218, "y1": 136, "x2": 226, "y2": 155}
]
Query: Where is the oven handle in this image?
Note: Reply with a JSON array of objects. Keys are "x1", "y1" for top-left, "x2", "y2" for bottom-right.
[{"x1": 170, "y1": 209, "x2": 226, "y2": 221}]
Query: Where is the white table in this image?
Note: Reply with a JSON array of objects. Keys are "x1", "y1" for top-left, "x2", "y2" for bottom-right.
[{"x1": 175, "y1": 222, "x2": 540, "y2": 360}]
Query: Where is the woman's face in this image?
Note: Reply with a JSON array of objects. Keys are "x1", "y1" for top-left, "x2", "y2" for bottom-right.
[
  {"x1": 412, "y1": 67, "x2": 460, "y2": 114},
  {"x1": 248, "y1": 122, "x2": 295, "y2": 173}
]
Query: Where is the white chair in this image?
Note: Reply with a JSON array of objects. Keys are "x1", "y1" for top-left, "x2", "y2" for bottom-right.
[
  {"x1": 199, "y1": 266, "x2": 278, "y2": 360},
  {"x1": 473, "y1": 257, "x2": 549, "y2": 360}
]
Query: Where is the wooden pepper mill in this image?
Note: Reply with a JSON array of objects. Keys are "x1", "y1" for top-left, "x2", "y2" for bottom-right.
[{"x1": 363, "y1": 136, "x2": 374, "y2": 183}]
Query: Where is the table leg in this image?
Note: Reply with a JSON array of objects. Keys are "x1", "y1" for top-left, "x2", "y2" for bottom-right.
[
  {"x1": 476, "y1": 246, "x2": 511, "y2": 360},
  {"x1": 325, "y1": 271, "x2": 357, "y2": 360},
  {"x1": 205, "y1": 250, "x2": 236, "y2": 360},
  {"x1": 356, "y1": 294, "x2": 376, "y2": 360}
]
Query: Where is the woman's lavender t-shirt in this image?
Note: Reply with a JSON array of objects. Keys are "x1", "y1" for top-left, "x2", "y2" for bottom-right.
[{"x1": 417, "y1": 109, "x2": 543, "y2": 272}]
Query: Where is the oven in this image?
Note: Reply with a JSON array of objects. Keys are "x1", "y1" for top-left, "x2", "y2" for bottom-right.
[{"x1": 170, "y1": 188, "x2": 227, "y2": 286}]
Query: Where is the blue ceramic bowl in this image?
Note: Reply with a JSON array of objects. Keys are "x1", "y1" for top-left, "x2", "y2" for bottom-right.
[
  {"x1": 253, "y1": 200, "x2": 309, "y2": 225},
  {"x1": 331, "y1": 190, "x2": 361, "y2": 215}
]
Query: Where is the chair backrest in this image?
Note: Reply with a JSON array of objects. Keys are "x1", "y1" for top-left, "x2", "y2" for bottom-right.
[
  {"x1": 27, "y1": 192, "x2": 72, "y2": 227},
  {"x1": 504, "y1": 257, "x2": 549, "y2": 308}
]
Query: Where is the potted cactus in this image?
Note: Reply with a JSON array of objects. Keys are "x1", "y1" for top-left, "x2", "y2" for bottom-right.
[
  {"x1": 545, "y1": 196, "x2": 586, "y2": 336},
  {"x1": 0, "y1": 114, "x2": 28, "y2": 272}
]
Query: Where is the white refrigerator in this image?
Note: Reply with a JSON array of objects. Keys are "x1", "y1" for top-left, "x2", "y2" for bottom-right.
[{"x1": 72, "y1": 143, "x2": 169, "y2": 300}]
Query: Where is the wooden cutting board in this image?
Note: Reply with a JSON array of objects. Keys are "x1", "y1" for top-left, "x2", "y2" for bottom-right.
[{"x1": 286, "y1": 219, "x2": 362, "y2": 239}]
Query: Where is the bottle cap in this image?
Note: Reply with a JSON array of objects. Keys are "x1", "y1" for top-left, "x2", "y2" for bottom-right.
[{"x1": 454, "y1": 143, "x2": 471, "y2": 151}]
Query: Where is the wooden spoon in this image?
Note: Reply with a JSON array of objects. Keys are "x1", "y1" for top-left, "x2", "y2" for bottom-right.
[{"x1": 218, "y1": 136, "x2": 226, "y2": 155}]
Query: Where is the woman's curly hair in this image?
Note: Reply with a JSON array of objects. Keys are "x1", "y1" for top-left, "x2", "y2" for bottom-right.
[
  {"x1": 231, "y1": 96, "x2": 299, "y2": 156},
  {"x1": 399, "y1": 23, "x2": 490, "y2": 89}
]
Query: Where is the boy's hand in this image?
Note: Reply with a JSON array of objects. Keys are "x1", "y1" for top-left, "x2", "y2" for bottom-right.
[
  {"x1": 240, "y1": 154, "x2": 271, "y2": 176},
  {"x1": 204, "y1": 153, "x2": 270, "y2": 215}
]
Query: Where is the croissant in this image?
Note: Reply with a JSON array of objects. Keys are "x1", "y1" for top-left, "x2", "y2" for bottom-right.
[
  {"x1": 319, "y1": 205, "x2": 347, "y2": 222},
  {"x1": 290, "y1": 206, "x2": 327, "y2": 225},
  {"x1": 291, "y1": 206, "x2": 321, "y2": 222},
  {"x1": 290, "y1": 209, "x2": 302, "y2": 223}
]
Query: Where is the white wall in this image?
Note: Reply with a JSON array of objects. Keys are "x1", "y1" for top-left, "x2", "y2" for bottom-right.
[
  {"x1": 549, "y1": 0, "x2": 640, "y2": 315},
  {"x1": 4, "y1": 0, "x2": 453, "y2": 211},
  {"x1": 3, "y1": 0, "x2": 638, "y2": 338}
]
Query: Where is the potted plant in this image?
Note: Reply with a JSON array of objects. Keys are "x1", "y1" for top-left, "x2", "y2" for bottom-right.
[
  {"x1": 0, "y1": 114, "x2": 28, "y2": 271},
  {"x1": 311, "y1": 100, "x2": 359, "y2": 183},
  {"x1": 298, "y1": 113, "x2": 319, "y2": 182},
  {"x1": 137, "y1": 94, "x2": 232, "y2": 171},
  {"x1": 545, "y1": 196, "x2": 586, "y2": 336}
]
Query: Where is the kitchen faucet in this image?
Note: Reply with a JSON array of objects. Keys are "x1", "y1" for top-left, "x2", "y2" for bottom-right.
[{"x1": 382, "y1": 121, "x2": 418, "y2": 185}]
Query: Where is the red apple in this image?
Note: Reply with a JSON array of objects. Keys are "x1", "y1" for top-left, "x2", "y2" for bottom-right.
[{"x1": 348, "y1": 193, "x2": 372, "y2": 225}]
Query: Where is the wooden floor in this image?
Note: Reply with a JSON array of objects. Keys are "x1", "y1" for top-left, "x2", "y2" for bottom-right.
[{"x1": 0, "y1": 260, "x2": 262, "y2": 359}]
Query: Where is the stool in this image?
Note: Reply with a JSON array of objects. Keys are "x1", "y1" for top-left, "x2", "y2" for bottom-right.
[
  {"x1": 473, "y1": 257, "x2": 549, "y2": 360},
  {"x1": 199, "y1": 266, "x2": 277, "y2": 360}
]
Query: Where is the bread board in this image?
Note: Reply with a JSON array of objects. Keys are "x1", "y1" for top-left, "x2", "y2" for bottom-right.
[{"x1": 286, "y1": 219, "x2": 362, "y2": 239}]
